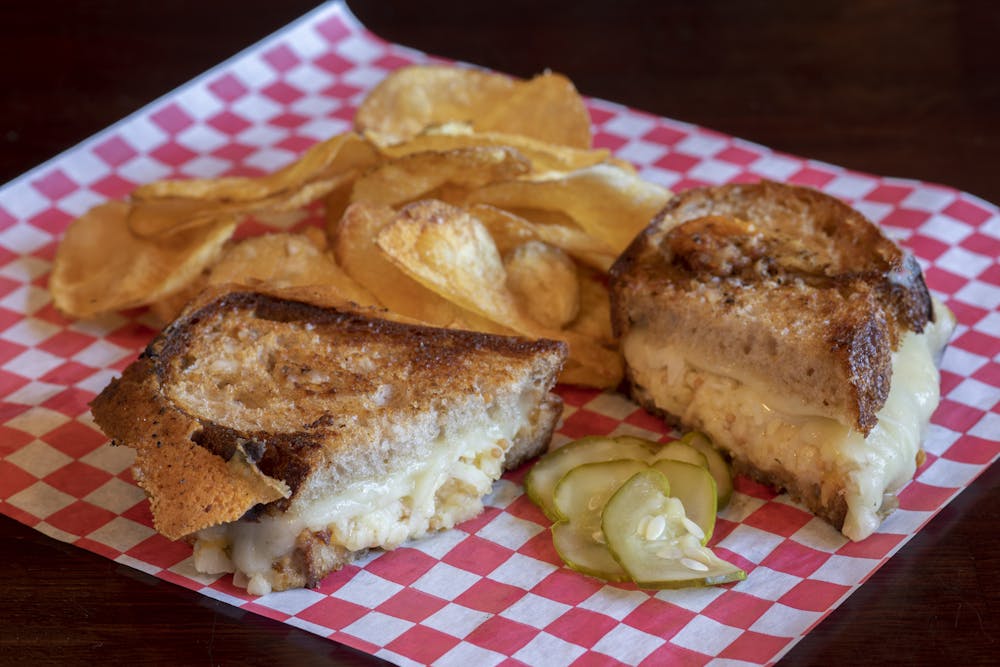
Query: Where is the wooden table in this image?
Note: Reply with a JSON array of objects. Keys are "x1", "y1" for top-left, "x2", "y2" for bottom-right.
[{"x1": 1, "y1": 1, "x2": 997, "y2": 664}]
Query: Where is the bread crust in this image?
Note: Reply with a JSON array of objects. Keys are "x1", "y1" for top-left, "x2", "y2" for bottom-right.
[
  {"x1": 610, "y1": 181, "x2": 933, "y2": 433},
  {"x1": 91, "y1": 289, "x2": 567, "y2": 542}
]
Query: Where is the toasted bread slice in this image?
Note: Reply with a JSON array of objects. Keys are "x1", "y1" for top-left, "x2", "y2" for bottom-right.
[
  {"x1": 610, "y1": 181, "x2": 954, "y2": 540},
  {"x1": 92, "y1": 288, "x2": 566, "y2": 593}
]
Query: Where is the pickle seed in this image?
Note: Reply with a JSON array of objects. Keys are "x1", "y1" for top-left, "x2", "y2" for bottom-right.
[
  {"x1": 682, "y1": 516, "x2": 705, "y2": 542},
  {"x1": 655, "y1": 545, "x2": 683, "y2": 560},
  {"x1": 680, "y1": 557, "x2": 709, "y2": 572},
  {"x1": 644, "y1": 514, "x2": 667, "y2": 541}
]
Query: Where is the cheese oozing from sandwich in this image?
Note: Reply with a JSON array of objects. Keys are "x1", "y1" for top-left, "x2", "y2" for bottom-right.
[
  {"x1": 193, "y1": 405, "x2": 528, "y2": 596},
  {"x1": 622, "y1": 298, "x2": 954, "y2": 541}
]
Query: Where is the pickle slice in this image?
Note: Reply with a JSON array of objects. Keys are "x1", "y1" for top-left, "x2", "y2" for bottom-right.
[
  {"x1": 612, "y1": 434, "x2": 661, "y2": 450},
  {"x1": 551, "y1": 459, "x2": 650, "y2": 580},
  {"x1": 681, "y1": 431, "x2": 734, "y2": 508},
  {"x1": 648, "y1": 440, "x2": 708, "y2": 468},
  {"x1": 525, "y1": 435, "x2": 655, "y2": 521},
  {"x1": 651, "y1": 459, "x2": 717, "y2": 544},
  {"x1": 551, "y1": 522, "x2": 628, "y2": 582},
  {"x1": 602, "y1": 469, "x2": 745, "y2": 589},
  {"x1": 553, "y1": 459, "x2": 652, "y2": 527}
]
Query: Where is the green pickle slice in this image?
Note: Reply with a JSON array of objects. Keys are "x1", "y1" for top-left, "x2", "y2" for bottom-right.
[
  {"x1": 650, "y1": 459, "x2": 717, "y2": 545},
  {"x1": 524, "y1": 432, "x2": 741, "y2": 588},
  {"x1": 551, "y1": 522, "x2": 629, "y2": 582},
  {"x1": 525, "y1": 435, "x2": 655, "y2": 521},
  {"x1": 602, "y1": 469, "x2": 745, "y2": 589},
  {"x1": 550, "y1": 459, "x2": 649, "y2": 581},
  {"x1": 648, "y1": 440, "x2": 708, "y2": 468},
  {"x1": 681, "y1": 431, "x2": 734, "y2": 508}
]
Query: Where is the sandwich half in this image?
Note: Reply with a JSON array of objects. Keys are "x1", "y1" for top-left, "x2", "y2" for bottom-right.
[
  {"x1": 610, "y1": 181, "x2": 954, "y2": 541},
  {"x1": 91, "y1": 288, "x2": 566, "y2": 594}
]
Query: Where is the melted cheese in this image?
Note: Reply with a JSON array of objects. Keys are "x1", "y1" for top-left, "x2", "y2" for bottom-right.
[
  {"x1": 193, "y1": 411, "x2": 522, "y2": 595},
  {"x1": 623, "y1": 300, "x2": 952, "y2": 541}
]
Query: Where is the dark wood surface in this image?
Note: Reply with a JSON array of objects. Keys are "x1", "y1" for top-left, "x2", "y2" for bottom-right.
[{"x1": 1, "y1": 1, "x2": 997, "y2": 665}]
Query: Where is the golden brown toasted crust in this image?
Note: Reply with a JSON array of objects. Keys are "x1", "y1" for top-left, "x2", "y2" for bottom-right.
[
  {"x1": 610, "y1": 181, "x2": 933, "y2": 433},
  {"x1": 91, "y1": 288, "x2": 567, "y2": 541},
  {"x1": 90, "y1": 355, "x2": 291, "y2": 540}
]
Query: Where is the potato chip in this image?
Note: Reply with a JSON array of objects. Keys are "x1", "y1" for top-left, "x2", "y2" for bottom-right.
[
  {"x1": 330, "y1": 201, "x2": 487, "y2": 329},
  {"x1": 530, "y1": 227, "x2": 617, "y2": 272},
  {"x1": 133, "y1": 132, "x2": 376, "y2": 203},
  {"x1": 206, "y1": 232, "x2": 380, "y2": 308},
  {"x1": 374, "y1": 200, "x2": 518, "y2": 324},
  {"x1": 370, "y1": 123, "x2": 611, "y2": 174},
  {"x1": 566, "y1": 268, "x2": 616, "y2": 346},
  {"x1": 466, "y1": 204, "x2": 539, "y2": 254},
  {"x1": 147, "y1": 272, "x2": 209, "y2": 326},
  {"x1": 128, "y1": 172, "x2": 363, "y2": 239},
  {"x1": 504, "y1": 241, "x2": 579, "y2": 329},
  {"x1": 300, "y1": 225, "x2": 329, "y2": 250},
  {"x1": 468, "y1": 204, "x2": 616, "y2": 271},
  {"x1": 475, "y1": 71, "x2": 592, "y2": 149},
  {"x1": 465, "y1": 162, "x2": 670, "y2": 254},
  {"x1": 350, "y1": 146, "x2": 529, "y2": 209},
  {"x1": 50, "y1": 201, "x2": 236, "y2": 319},
  {"x1": 355, "y1": 65, "x2": 518, "y2": 145},
  {"x1": 122, "y1": 198, "x2": 218, "y2": 241},
  {"x1": 374, "y1": 200, "x2": 622, "y2": 387},
  {"x1": 356, "y1": 66, "x2": 592, "y2": 149},
  {"x1": 322, "y1": 176, "x2": 357, "y2": 232},
  {"x1": 128, "y1": 133, "x2": 377, "y2": 237}
]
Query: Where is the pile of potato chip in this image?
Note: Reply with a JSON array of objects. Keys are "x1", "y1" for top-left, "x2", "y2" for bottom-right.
[{"x1": 49, "y1": 65, "x2": 671, "y2": 388}]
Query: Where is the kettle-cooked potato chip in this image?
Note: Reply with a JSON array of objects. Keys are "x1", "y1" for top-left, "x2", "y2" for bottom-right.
[
  {"x1": 566, "y1": 267, "x2": 616, "y2": 347},
  {"x1": 468, "y1": 204, "x2": 617, "y2": 271},
  {"x1": 375, "y1": 200, "x2": 622, "y2": 387},
  {"x1": 49, "y1": 201, "x2": 236, "y2": 319},
  {"x1": 375, "y1": 200, "x2": 517, "y2": 327},
  {"x1": 475, "y1": 71, "x2": 592, "y2": 149},
  {"x1": 350, "y1": 146, "x2": 530, "y2": 209},
  {"x1": 356, "y1": 66, "x2": 593, "y2": 149},
  {"x1": 330, "y1": 201, "x2": 503, "y2": 331},
  {"x1": 466, "y1": 203, "x2": 540, "y2": 254},
  {"x1": 465, "y1": 162, "x2": 670, "y2": 254},
  {"x1": 128, "y1": 133, "x2": 377, "y2": 237},
  {"x1": 370, "y1": 124, "x2": 612, "y2": 174},
  {"x1": 504, "y1": 241, "x2": 580, "y2": 329},
  {"x1": 133, "y1": 132, "x2": 376, "y2": 203},
  {"x1": 206, "y1": 232, "x2": 379, "y2": 308},
  {"x1": 558, "y1": 350, "x2": 623, "y2": 389},
  {"x1": 355, "y1": 65, "x2": 518, "y2": 145}
]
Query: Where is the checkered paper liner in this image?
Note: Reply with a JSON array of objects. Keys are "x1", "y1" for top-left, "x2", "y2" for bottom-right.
[{"x1": 1, "y1": 2, "x2": 998, "y2": 665}]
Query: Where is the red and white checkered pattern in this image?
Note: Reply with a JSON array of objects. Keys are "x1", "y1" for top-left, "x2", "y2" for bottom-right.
[{"x1": 1, "y1": 2, "x2": 998, "y2": 665}]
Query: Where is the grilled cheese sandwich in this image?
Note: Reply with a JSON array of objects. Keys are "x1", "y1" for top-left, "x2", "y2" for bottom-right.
[
  {"x1": 92, "y1": 288, "x2": 566, "y2": 593},
  {"x1": 611, "y1": 181, "x2": 954, "y2": 540}
]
